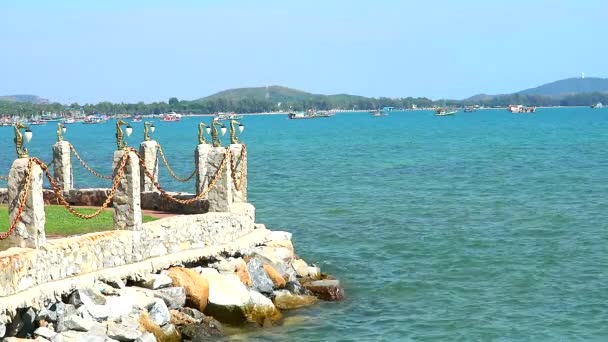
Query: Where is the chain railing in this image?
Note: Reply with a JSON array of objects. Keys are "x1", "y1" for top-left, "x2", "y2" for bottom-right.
[
  {"x1": 133, "y1": 148, "x2": 227, "y2": 205},
  {"x1": 156, "y1": 143, "x2": 196, "y2": 182},
  {"x1": 229, "y1": 144, "x2": 247, "y2": 192},
  {"x1": 70, "y1": 143, "x2": 113, "y2": 180},
  {"x1": 33, "y1": 150, "x2": 129, "y2": 220},
  {"x1": 1, "y1": 146, "x2": 231, "y2": 239},
  {"x1": 0, "y1": 158, "x2": 34, "y2": 240}
]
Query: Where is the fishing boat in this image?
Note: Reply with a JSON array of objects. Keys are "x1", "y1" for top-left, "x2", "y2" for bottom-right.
[
  {"x1": 434, "y1": 108, "x2": 457, "y2": 116},
  {"x1": 27, "y1": 119, "x2": 47, "y2": 125},
  {"x1": 215, "y1": 112, "x2": 243, "y2": 120},
  {"x1": 287, "y1": 109, "x2": 335, "y2": 120},
  {"x1": 161, "y1": 112, "x2": 182, "y2": 122},
  {"x1": 463, "y1": 106, "x2": 476, "y2": 112},
  {"x1": 83, "y1": 115, "x2": 107, "y2": 124},
  {"x1": 370, "y1": 109, "x2": 388, "y2": 117},
  {"x1": 62, "y1": 118, "x2": 77, "y2": 124},
  {"x1": 131, "y1": 115, "x2": 143, "y2": 122},
  {"x1": 508, "y1": 105, "x2": 536, "y2": 113}
]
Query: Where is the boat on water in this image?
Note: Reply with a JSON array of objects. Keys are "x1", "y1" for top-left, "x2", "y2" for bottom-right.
[
  {"x1": 508, "y1": 104, "x2": 536, "y2": 113},
  {"x1": 371, "y1": 107, "x2": 393, "y2": 117},
  {"x1": 591, "y1": 102, "x2": 603, "y2": 109},
  {"x1": 463, "y1": 106, "x2": 477, "y2": 112},
  {"x1": 161, "y1": 112, "x2": 182, "y2": 122},
  {"x1": 215, "y1": 112, "x2": 243, "y2": 120},
  {"x1": 131, "y1": 115, "x2": 143, "y2": 122},
  {"x1": 287, "y1": 109, "x2": 335, "y2": 120},
  {"x1": 27, "y1": 120, "x2": 47, "y2": 125},
  {"x1": 435, "y1": 108, "x2": 457, "y2": 116},
  {"x1": 83, "y1": 116, "x2": 107, "y2": 124},
  {"x1": 62, "y1": 118, "x2": 77, "y2": 124}
]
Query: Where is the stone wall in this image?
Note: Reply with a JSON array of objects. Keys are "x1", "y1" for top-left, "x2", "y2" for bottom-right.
[{"x1": 0, "y1": 203, "x2": 255, "y2": 301}]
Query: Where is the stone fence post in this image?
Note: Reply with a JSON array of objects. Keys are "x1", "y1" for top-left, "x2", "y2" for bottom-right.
[
  {"x1": 229, "y1": 144, "x2": 247, "y2": 203},
  {"x1": 205, "y1": 146, "x2": 233, "y2": 212},
  {"x1": 7, "y1": 158, "x2": 46, "y2": 249},
  {"x1": 112, "y1": 149, "x2": 142, "y2": 230},
  {"x1": 53, "y1": 140, "x2": 73, "y2": 191},
  {"x1": 195, "y1": 143, "x2": 212, "y2": 196},
  {"x1": 139, "y1": 141, "x2": 159, "y2": 193}
]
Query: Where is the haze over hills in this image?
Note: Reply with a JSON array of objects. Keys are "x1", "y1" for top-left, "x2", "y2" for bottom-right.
[
  {"x1": 466, "y1": 77, "x2": 608, "y2": 101},
  {"x1": 0, "y1": 95, "x2": 48, "y2": 104}
]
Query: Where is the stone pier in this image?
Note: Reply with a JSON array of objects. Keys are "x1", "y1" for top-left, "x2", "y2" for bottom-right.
[
  {"x1": 139, "y1": 140, "x2": 159, "y2": 192},
  {"x1": 7, "y1": 158, "x2": 46, "y2": 249},
  {"x1": 195, "y1": 143, "x2": 212, "y2": 196},
  {"x1": 52, "y1": 140, "x2": 73, "y2": 191},
  {"x1": 112, "y1": 150, "x2": 142, "y2": 231},
  {"x1": 206, "y1": 146, "x2": 233, "y2": 212},
  {"x1": 230, "y1": 144, "x2": 248, "y2": 203}
]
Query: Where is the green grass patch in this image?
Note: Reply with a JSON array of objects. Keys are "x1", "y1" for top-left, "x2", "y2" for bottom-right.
[{"x1": 0, "y1": 205, "x2": 158, "y2": 236}]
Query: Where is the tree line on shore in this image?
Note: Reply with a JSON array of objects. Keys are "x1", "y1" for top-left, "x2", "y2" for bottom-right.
[{"x1": 1, "y1": 92, "x2": 606, "y2": 117}]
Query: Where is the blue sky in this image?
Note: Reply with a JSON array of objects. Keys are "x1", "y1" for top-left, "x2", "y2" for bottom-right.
[{"x1": 1, "y1": 0, "x2": 606, "y2": 104}]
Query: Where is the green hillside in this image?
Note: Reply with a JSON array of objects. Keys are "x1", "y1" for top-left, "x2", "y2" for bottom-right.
[{"x1": 202, "y1": 86, "x2": 313, "y2": 102}]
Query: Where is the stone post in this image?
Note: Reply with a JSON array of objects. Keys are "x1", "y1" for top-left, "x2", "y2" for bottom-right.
[
  {"x1": 53, "y1": 140, "x2": 73, "y2": 191},
  {"x1": 139, "y1": 141, "x2": 159, "y2": 192},
  {"x1": 205, "y1": 146, "x2": 233, "y2": 212},
  {"x1": 112, "y1": 149, "x2": 142, "y2": 230},
  {"x1": 194, "y1": 144, "x2": 212, "y2": 195},
  {"x1": 7, "y1": 158, "x2": 46, "y2": 249},
  {"x1": 229, "y1": 144, "x2": 247, "y2": 203}
]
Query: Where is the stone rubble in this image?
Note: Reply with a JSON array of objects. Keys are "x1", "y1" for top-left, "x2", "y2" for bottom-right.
[{"x1": 0, "y1": 231, "x2": 343, "y2": 341}]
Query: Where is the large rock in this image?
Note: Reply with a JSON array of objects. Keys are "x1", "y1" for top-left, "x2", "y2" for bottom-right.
[
  {"x1": 236, "y1": 261, "x2": 252, "y2": 286},
  {"x1": 0, "y1": 322, "x2": 6, "y2": 338},
  {"x1": 263, "y1": 264, "x2": 286, "y2": 288},
  {"x1": 63, "y1": 315, "x2": 94, "y2": 332},
  {"x1": 291, "y1": 259, "x2": 309, "y2": 278},
  {"x1": 273, "y1": 290, "x2": 319, "y2": 310},
  {"x1": 154, "y1": 287, "x2": 186, "y2": 309},
  {"x1": 34, "y1": 327, "x2": 57, "y2": 340},
  {"x1": 107, "y1": 317, "x2": 143, "y2": 342},
  {"x1": 167, "y1": 267, "x2": 209, "y2": 312},
  {"x1": 244, "y1": 290, "x2": 282, "y2": 327},
  {"x1": 135, "y1": 332, "x2": 156, "y2": 342},
  {"x1": 68, "y1": 287, "x2": 107, "y2": 307},
  {"x1": 266, "y1": 231, "x2": 292, "y2": 242},
  {"x1": 303, "y1": 279, "x2": 344, "y2": 301},
  {"x1": 138, "y1": 274, "x2": 173, "y2": 290},
  {"x1": 253, "y1": 245, "x2": 294, "y2": 266},
  {"x1": 203, "y1": 273, "x2": 251, "y2": 324},
  {"x1": 246, "y1": 259, "x2": 274, "y2": 295},
  {"x1": 149, "y1": 299, "x2": 170, "y2": 326},
  {"x1": 5, "y1": 307, "x2": 36, "y2": 337},
  {"x1": 99, "y1": 276, "x2": 126, "y2": 289}
]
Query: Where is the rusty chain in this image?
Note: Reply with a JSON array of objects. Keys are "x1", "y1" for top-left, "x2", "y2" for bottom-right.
[
  {"x1": 69, "y1": 143, "x2": 113, "y2": 180},
  {"x1": 132, "y1": 148, "x2": 227, "y2": 205},
  {"x1": 0, "y1": 158, "x2": 34, "y2": 240},
  {"x1": 229, "y1": 144, "x2": 247, "y2": 192},
  {"x1": 32, "y1": 149, "x2": 129, "y2": 220},
  {"x1": 156, "y1": 143, "x2": 196, "y2": 182}
]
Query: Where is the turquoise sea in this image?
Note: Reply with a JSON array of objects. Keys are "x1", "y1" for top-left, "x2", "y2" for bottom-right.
[{"x1": 1, "y1": 108, "x2": 607, "y2": 340}]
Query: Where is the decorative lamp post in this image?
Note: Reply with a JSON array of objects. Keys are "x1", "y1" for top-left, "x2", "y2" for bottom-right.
[
  {"x1": 143, "y1": 121, "x2": 156, "y2": 141},
  {"x1": 211, "y1": 119, "x2": 227, "y2": 147},
  {"x1": 14, "y1": 123, "x2": 32, "y2": 158},
  {"x1": 229, "y1": 120, "x2": 245, "y2": 144},
  {"x1": 56, "y1": 122, "x2": 67, "y2": 142},
  {"x1": 115, "y1": 120, "x2": 133, "y2": 150},
  {"x1": 198, "y1": 122, "x2": 211, "y2": 144}
]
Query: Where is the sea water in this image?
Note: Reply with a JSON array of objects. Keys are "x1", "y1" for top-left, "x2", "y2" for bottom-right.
[{"x1": 1, "y1": 108, "x2": 607, "y2": 340}]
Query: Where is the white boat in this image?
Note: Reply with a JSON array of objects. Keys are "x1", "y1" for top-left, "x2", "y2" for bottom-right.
[
  {"x1": 215, "y1": 112, "x2": 243, "y2": 120},
  {"x1": 591, "y1": 102, "x2": 603, "y2": 109},
  {"x1": 508, "y1": 104, "x2": 536, "y2": 113},
  {"x1": 435, "y1": 108, "x2": 457, "y2": 116},
  {"x1": 161, "y1": 112, "x2": 182, "y2": 122}
]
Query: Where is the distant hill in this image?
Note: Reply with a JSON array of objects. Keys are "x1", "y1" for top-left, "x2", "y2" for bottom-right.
[
  {"x1": 0, "y1": 95, "x2": 49, "y2": 104},
  {"x1": 200, "y1": 85, "x2": 367, "y2": 104},
  {"x1": 465, "y1": 77, "x2": 608, "y2": 102},
  {"x1": 516, "y1": 77, "x2": 608, "y2": 97}
]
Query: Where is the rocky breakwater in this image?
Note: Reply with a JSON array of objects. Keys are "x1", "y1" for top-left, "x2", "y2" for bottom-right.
[{"x1": 0, "y1": 229, "x2": 344, "y2": 341}]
